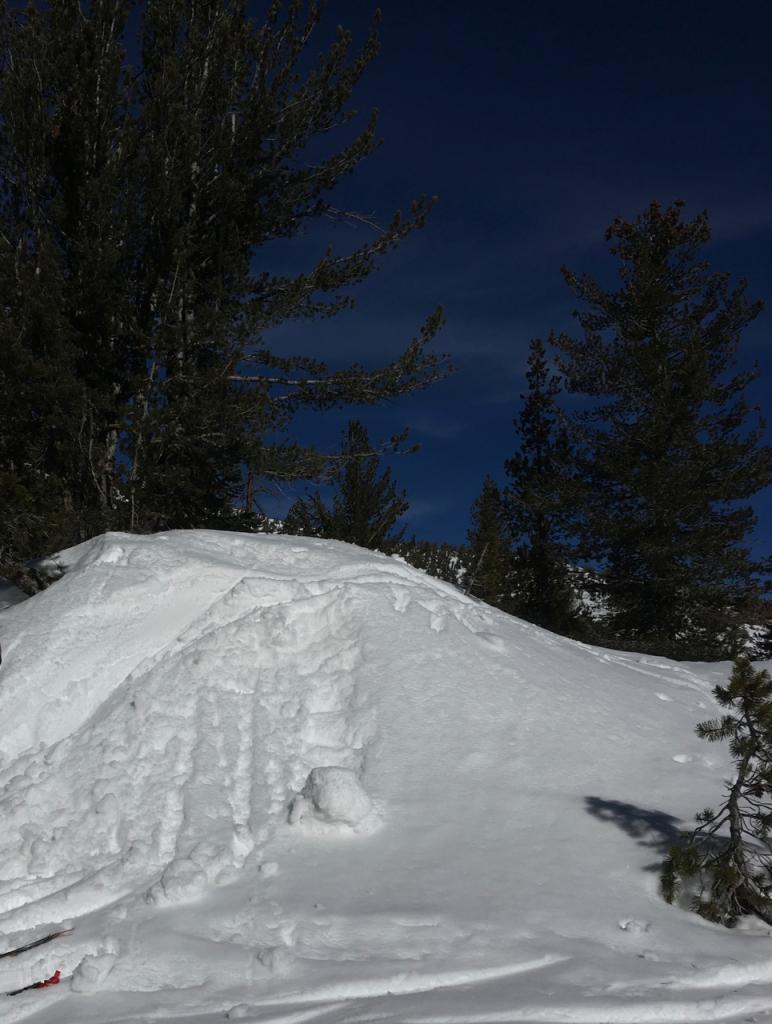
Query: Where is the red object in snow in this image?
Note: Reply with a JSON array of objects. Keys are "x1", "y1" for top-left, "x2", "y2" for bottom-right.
[{"x1": 33, "y1": 971, "x2": 61, "y2": 989}]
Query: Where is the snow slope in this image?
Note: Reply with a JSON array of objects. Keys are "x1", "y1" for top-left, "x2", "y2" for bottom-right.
[{"x1": 0, "y1": 530, "x2": 771, "y2": 1024}]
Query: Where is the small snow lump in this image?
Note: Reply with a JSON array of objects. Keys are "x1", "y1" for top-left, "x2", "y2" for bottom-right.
[{"x1": 290, "y1": 766, "x2": 372, "y2": 826}]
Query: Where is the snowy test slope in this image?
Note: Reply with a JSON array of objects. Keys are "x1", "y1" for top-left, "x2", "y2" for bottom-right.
[{"x1": 0, "y1": 531, "x2": 772, "y2": 1024}]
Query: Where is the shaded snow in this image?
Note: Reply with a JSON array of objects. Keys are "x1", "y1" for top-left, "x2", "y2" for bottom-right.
[{"x1": 0, "y1": 530, "x2": 770, "y2": 1023}]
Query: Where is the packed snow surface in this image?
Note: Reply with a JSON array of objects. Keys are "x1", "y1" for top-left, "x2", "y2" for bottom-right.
[{"x1": 0, "y1": 530, "x2": 771, "y2": 1024}]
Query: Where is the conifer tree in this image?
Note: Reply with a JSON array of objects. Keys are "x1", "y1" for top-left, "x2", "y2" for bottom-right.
[
  {"x1": 504, "y1": 338, "x2": 580, "y2": 634},
  {"x1": 0, "y1": 1, "x2": 448, "y2": 572},
  {"x1": 283, "y1": 420, "x2": 409, "y2": 550},
  {"x1": 465, "y1": 477, "x2": 514, "y2": 610},
  {"x1": 553, "y1": 201, "x2": 771, "y2": 658},
  {"x1": 662, "y1": 658, "x2": 772, "y2": 926}
]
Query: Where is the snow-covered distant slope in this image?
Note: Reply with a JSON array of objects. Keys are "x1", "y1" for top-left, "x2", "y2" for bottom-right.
[{"x1": 0, "y1": 530, "x2": 771, "y2": 1024}]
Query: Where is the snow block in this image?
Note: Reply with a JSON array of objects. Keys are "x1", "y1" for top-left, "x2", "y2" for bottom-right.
[
  {"x1": 290, "y1": 766, "x2": 373, "y2": 826},
  {"x1": 71, "y1": 953, "x2": 117, "y2": 993}
]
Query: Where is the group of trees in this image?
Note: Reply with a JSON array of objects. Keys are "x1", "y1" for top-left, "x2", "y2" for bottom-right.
[
  {"x1": 1, "y1": 5, "x2": 767, "y2": 660},
  {"x1": 0, "y1": 0, "x2": 448, "y2": 578},
  {"x1": 467, "y1": 201, "x2": 772, "y2": 660},
  {"x1": 272, "y1": 201, "x2": 772, "y2": 666}
]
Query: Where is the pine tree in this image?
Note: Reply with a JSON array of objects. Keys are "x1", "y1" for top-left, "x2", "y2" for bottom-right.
[
  {"x1": 465, "y1": 477, "x2": 514, "y2": 610},
  {"x1": 662, "y1": 659, "x2": 772, "y2": 927},
  {"x1": 553, "y1": 201, "x2": 772, "y2": 658},
  {"x1": 504, "y1": 337, "x2": 580, "y2": 634},
  {"x1": 283, "y1": 420, "x2": 409, "y2": 550},
  {"x1": 0, "y1": 1, "x2": 448, "y2": 573}
]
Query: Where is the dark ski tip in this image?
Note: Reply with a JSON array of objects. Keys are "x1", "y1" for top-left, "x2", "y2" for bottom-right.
[{"x1": 0, "y1": 928, "x2": 73, "y2": 961}]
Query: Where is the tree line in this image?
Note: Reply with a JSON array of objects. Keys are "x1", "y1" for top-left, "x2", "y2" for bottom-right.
[
  {"x1": 1, "y1": 3, "x2": 770, "y2": 661},
  {"x1": 286, "y1": 203, "x2": 771, "y2": 662}
]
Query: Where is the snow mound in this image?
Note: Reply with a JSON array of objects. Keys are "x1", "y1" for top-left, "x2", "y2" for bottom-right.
[{"x1": 0, "y1": 530, "x2": 771, "y2": 1024}]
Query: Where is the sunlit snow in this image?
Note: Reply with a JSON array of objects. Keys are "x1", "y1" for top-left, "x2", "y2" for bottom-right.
[{"x1": 0, "y1": 530, "x2": 771, "y2": 1023}]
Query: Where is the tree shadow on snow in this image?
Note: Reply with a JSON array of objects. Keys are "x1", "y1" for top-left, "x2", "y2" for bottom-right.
[{"x1": 584, "y1": 796, "x2": 684, "y2": 871}]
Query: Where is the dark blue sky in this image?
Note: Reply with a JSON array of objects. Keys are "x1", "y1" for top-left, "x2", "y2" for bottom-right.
[{"x1": 261, "y1": 1, "x2": 771, "y2": 557}]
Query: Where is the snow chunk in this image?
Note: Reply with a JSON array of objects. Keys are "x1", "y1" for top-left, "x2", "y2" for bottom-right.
[
  {"x1": 71, "y1": 951, "x2": 118, "y2": 993},
  {"x1": 618, "y1": 918, "x2": 650, "y2": 934},
  {"x1": 226, "y1": 1006, "x2": 252, "y2": 1020},
  {"x1": 290, "y1": 766, "x2": 373, "y2": 826}
]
